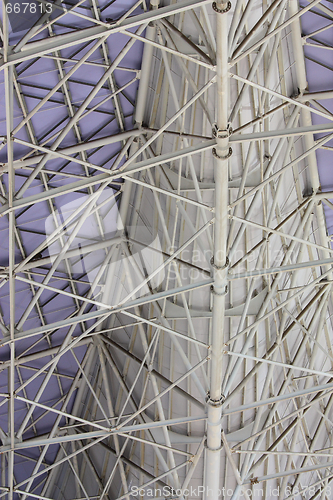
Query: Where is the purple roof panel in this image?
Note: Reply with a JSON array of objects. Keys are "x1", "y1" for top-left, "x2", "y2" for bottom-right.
[{"x1": 0, "y1": 1, "x2": 146, "y2": 493}]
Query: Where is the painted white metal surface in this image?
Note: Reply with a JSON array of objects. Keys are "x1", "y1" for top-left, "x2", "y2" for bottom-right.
[{"x1": 1, "y1": 0, "x2": 333, "y2": 499}]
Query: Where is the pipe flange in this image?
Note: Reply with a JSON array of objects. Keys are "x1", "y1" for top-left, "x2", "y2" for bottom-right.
[
  {"x1": 212, "y1": 147, "x2": 233, "y2": 160},
  {"x1": 206, "y1": 392, "x2": 225, "y2": 407},
  {"x1": 212, "y1": 123, "x2": 233, "y2": 139},
  {"x1": 205, "y1": 441, "x2": 224, "y2": 451},
  {"x1": 203, "y1": 438, "x2": 224, "y2": 451},
  {"x1": 211, "y1": 256, "x2": 229, "y2": 271},
  {"x1": 211, "y1": 284, "x2": 228, "y2": 296},
  {"x1": 212, "y1": 1, "x2": 231, "y2": 13}
]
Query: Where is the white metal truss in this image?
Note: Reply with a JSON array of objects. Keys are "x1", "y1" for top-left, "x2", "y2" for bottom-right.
[{"x1": 1, "y1": 0, "x2": 333, "y2": 499}]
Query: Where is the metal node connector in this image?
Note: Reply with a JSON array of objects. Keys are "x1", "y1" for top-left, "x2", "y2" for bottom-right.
[
  {"x1": 212, "y1": 146, "x2": 233, "y2": 160},
  {"x1": 212, "y1": 123, "x2": 233, "y2": 139},
  {"x1": 206, "y1": 391, "x2": 225, "y2": 407},
  {"x1": 212, "y1": 1, "x2": 231, "y2": 13},
  {"x1": 211, "y1": 256, "x2": 229, "y2": 271},
  {"x1": 211, "y1": 284, "x2": 228, "y2": 296}
]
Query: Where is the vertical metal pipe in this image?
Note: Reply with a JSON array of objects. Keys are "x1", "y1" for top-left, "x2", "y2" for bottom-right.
[
  {"x1": 6, "y1": 66, "x2": 15, "y2": 500},
  {"x1": 289, "y1": 0, "x2": 331, "y2": 268},
  {"x1": 204, "y1": 2, "x2": 230, "y2": 499},
  {"x1": 134, "y1": 3, "x2": 159, "y2": 126},
  {"x1": 3, "y1": 0, "x2": 15, "y2": 494},
  {"x1": 117, "y1": 0, "x2": 159, "y2": 231}
]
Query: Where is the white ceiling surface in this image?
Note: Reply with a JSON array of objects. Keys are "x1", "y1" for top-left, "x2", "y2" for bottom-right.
[{"x1": 1, "y1": 0, "x2": 333, "y2": 499}]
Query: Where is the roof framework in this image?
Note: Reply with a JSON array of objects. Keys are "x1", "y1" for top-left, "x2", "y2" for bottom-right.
[{"x1": 1, "y1": 0, "x2": 333, "y2": 499}]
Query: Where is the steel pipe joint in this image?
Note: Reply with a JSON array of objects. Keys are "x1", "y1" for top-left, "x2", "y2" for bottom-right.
[
  {"x1": 206, "y1": 392, "x2": 225, "y2": 407},
  {"x1": 212, "y1": 1, "x2": 231, "y2": 14}
]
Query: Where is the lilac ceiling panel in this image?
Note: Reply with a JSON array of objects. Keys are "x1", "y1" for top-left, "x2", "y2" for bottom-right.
[{"x1": 0, "y1": 0, "x2": 146, "y2": 494}]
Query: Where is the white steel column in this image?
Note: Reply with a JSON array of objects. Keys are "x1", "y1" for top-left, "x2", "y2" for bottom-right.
[
  {"x1": 204, "y1": 1, "x2": 230, "y2": 499},
  {"x1": 289, "y1": 0, "x2": 331, "y2": 266},
  {"x1": 116, "y1": 0, "x2": 160, "y2": 232}
]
